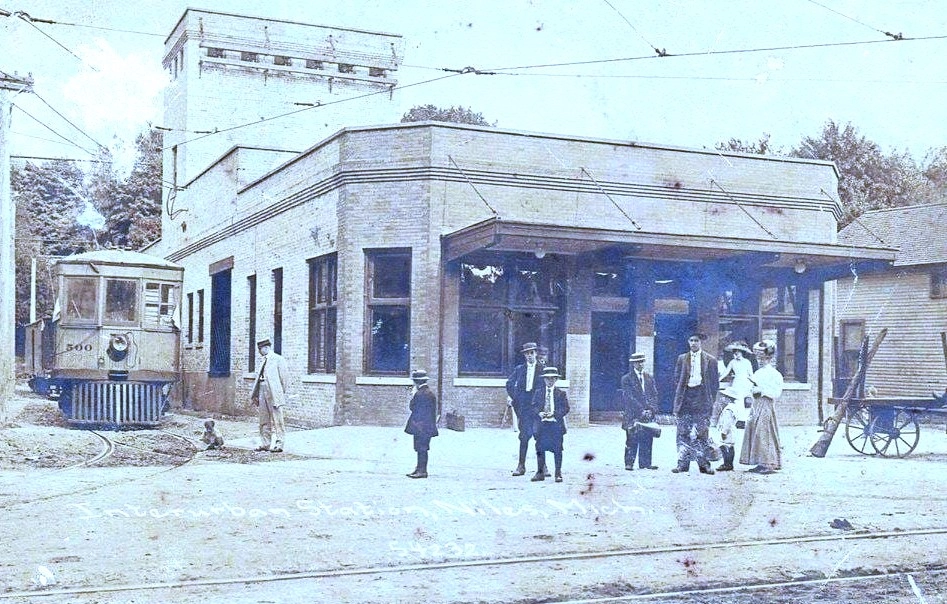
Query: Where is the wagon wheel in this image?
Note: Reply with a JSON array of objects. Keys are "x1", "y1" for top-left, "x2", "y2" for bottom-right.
[
  {"x1": 844, "y1": 406, "x2": 876, "y2": 456},
  {"x1": 869, "y1": 410, "x2": 920, "y2": 458}
]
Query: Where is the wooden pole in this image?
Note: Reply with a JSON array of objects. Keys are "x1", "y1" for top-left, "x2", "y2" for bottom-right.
[
  {"x1": 809, "y1": 328, "x2": 888, "y2": 458},
  {"x1": 940, "y1": 332, "x2": 947, "y2": 375}
]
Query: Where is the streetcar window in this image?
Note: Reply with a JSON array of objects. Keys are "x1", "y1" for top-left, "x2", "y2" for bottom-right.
[
  {"x1": 105, "y1": 279, "x2": 139, "y2": 325},
  {"x1": 63, "y1": 277, "x2": 98, "y2": 324},
  {"x1": 145, "y1": 282, "x2": 178, "y2": 327}
]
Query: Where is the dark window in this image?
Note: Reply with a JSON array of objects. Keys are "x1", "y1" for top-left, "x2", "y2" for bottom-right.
[
  {"x1": 187, "y1": 292, "x2": 194, "y2": 344},
  {"x1": 207, "y1": 47, "x2": 225, "y2": 58},
  {"x1": 366, "y1": 249, "x2": 411, "y2": 374},
  {"x1": 273, "y1": 268, "x2": 283, "y2": 355},
  {"x1": 308, "y1": 254, "x2": 337, "y2": 373},
  {"x1": 338, "y1": 63, "x2": 354, "y2": 73},
  {"x1": 839, "y1": 320, "x2": 865, "y2": 380},
  {"x1": 932, "y1": 269, "x2": 947, "y2": 299},
  {"x1": 274, "y1": 55, "x2": 292, "y2": 66},
  {"x1": 105, "y1": 279, "x2": 138, "y2": 325},
  {"x1": 458, "y1": 255, "x2": 566, "y2": 376},
  {"x1": 248, "y1": 275, "x2": 257, "y2": 373},
  {"x1": 718, "y1": 284, "x2": 807, "y2": 382},
  {"x1": 241, "y1": 51, "x2": 259, "y2": 62},
  {"x1": 368, "y1": 67, "x2": 386, "y2": 77},
  {"x1": 144, "y1": 282, "x2": 177, "y2": 328},
  {"x1": 62, "y1": 277, "x2": 98, "y2": 325},
  {"x1": 305, "y1": 59, "x2": 324, "y2": 70},
  {"x1": 197, "y1": 289, "x2": 205, "y2": 344},
  {"x1": 209, "y1": 272, "x2": 230, "y2": 377}
]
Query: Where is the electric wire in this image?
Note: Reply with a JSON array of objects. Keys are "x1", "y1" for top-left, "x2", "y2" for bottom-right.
[
  {"x1": 14, "y1": 11, "x2": 99, "y2": 72},
  {"x1": 161, "y1": 71, "x2": 463, "y2": 151},
  {"x1": 483, "y1": 34, "x2": 946, "y2": 72},
  {"x1": 33, "y1": 91, "x2": 109, "y2": 151},
  {"x1": 601, "y1": 0, "x2": 668, "y2": 56},
  {"x1": 11, "y1": 104, "x2": 95, "y2": 155},
  {"x1": 806, "y1": 0, "x2": 904, "y2": 40}
]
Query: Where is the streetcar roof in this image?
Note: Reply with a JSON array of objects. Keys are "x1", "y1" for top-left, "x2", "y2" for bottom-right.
[{"x1": 57, "y1": 250, "x2": 183, "y2": 271}]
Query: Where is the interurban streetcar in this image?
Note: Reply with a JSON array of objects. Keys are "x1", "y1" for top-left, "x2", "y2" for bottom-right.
[{"x1": 24, "y1": 250, "x2": 183, "y2": 428}]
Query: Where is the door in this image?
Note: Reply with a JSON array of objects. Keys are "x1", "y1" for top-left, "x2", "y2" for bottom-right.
[
  {"x1": 654, "y1": 312, "x2": 697, "y2": 413},
  {"x1": 589, "y1": 311, "x2": 633, "y2": 422}
]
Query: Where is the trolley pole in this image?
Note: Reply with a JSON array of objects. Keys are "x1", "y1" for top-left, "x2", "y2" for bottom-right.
[{"x1": 0, "y1": 71, "x2": 33, "y2": 425}]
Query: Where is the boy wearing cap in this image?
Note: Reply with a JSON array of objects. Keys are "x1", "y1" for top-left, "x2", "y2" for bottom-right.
[
  {"x1": 404, "y1": 370, "x2": 439, "y2": 479},
  {"x1": 250, "y1": 338, "x2": 290, "y2": 453},
  {"x1": 619, "y1": 352, "x2": 660, "y2": 470},
  {"x1": 529, "y1": 366, "x2": 570, "y2": 482},
  {"x1": 505, "y1": 342, "x2": 542, "y2": 476}
]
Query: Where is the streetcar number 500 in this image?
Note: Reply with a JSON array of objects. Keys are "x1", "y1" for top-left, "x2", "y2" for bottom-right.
[{"x1": 66, "y1": 344, "x2": 93, "y2": 352}]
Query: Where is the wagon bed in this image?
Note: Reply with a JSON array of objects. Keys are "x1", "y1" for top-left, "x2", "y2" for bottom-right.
[{"x1": 828, "y1": 396, "x2": 947, "y2": 458}]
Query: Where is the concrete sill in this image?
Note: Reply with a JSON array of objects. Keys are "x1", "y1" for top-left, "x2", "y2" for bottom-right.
[
  {"x1": 454, "y1": 377, "x2": 570, "y2": 388},
  {"x1": 355, "y1": 376, "x2": 414, "y2": 386},
  {"x1": 302, "y1": 374, "x2": 337, "y2": 384}
]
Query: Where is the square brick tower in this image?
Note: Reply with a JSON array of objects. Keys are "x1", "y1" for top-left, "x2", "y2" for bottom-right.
[{"x1": 161, "y1": 9, "x2": 404, "y2": 188}]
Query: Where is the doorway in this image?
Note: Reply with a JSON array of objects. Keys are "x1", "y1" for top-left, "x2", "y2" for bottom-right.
[
  {"x1": 589, "y1": 311, "x2": 633, "y2": 422},
  {"x1": 654, "y1": 312, "x2": 697, "y2": 413}
]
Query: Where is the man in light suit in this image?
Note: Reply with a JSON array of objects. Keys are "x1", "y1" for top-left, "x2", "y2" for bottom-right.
[
  {"x1": 619, "y1": 352, "x2": 660, "y2": 471},
  {"x1": 671, "y1": 333, "x2": 720, "y2": 474},
  {"x1": 251, "y1": 337, "x2": 290, "y2": 453}
]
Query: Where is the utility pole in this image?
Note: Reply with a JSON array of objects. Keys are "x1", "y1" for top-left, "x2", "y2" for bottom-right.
[{"x1": 0, "y1": 70, "x2": 33, "y2": 425}]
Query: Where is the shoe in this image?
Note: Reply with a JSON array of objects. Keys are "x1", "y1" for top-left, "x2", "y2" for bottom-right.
[
  {"x1": 511, "y1": 466, "x2": 526, "y2": 477},
  {"x1": 671, "y1": 466, "x2": 688, "y2": 474},
  {"x1": 270, "y1": 448, "x2": 283, "y2": 453},
  {"x1": 643, "y1": 465, "x2": 658, "y2": 470},
  {"x1": 757, "y1": 467, "x2": 776, "y2": 475},
  {"x1": 699, "y1": 465, "x2": 715, "y2": 475},
  {"x1": 716, "y1": 464, "x2": 734, "y2": 472},
  {"x1": 530, "y1": 472, "x2": 545, "y2": 482},
  {"x1": 554, "y1": 474, "x2": 563, "y2": 483},
  {"x1": 407, "y1": 471, "x2": 428, "y2": 479},
  {"x1": 625, "y1": 465, "x2": 634, "y2": 471},
  {"x1": 747, "y1": 466, "x2": 765, "y2": 473},
  {"x1": 254, "y1": 446, "x2": 270, "y2": 452}
]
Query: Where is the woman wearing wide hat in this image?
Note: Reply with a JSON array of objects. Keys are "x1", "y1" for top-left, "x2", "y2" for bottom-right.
[{"x1": 740, "y1": 341, "x2": 783, "y2": 474}]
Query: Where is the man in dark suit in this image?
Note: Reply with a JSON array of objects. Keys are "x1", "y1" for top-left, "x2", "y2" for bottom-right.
[
  {"x1": 404, "y1": 370, "x2": 438, "y2": 479},
  {"x1": 505, "y1": 342, "x2": 541, "y2": 476},
  {"x1": 619, "y1": 352, "x2": 660, "y2": 471},
  {"x1": 671, "y1": 333, "x2": 720, "y2": 475},
  {"x1": 530, "y1": 366, "x2": 570, "y2": 482}
]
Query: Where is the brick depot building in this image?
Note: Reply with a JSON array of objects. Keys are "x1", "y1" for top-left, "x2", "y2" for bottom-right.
[{"x1": 151, "y1": 9, "x2": 895, "y2": 428}]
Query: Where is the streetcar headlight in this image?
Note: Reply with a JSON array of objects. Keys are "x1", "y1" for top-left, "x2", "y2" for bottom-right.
[{"x1": 110, "y1": 334, "x2": 129, "y2": 352}]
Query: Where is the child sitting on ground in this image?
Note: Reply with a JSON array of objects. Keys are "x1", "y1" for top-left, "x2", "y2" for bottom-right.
[{"x1": 201, "y1": 418, "x2": 224, "y2": 450}]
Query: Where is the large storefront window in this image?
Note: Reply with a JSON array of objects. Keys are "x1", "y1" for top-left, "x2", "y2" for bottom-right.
[
  {"x1": 308, "y1": 254, "x2": 337, "y2": 373},
  {"x1": 718, "y1": 284, "x2": 807, "y2": 381},
  {"x1": 458, "y1": 255, "x2": 565, "y2": 376},
  {"x1": 365, "y1": 249, "x2": 410, "y2": 374}
]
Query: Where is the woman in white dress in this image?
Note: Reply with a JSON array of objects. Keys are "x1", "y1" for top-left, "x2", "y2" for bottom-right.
[
  {"x1": 720, "y1": 341, "x2": 754, "y2": 424},
  {"x1": 740, "y1": 340, "x2": 783, "y2": 474}
]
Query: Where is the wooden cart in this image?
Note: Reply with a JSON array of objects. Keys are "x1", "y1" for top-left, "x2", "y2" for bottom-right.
[{"x1": 829, "y1": 396, "x2": 947, "y2": 458}]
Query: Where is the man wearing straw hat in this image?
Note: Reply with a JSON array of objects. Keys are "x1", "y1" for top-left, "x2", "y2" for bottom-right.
[
  {"x1": 619, "y1": 352, "x2": 660, "y2": 471},
  {"x1": 250, "y1": 338, "x2": 289, "y2": 453},
  {"x1": 530, "y1": 366, "x2": 570, "y2": 482},
  {"x1": 506, "y1": 342, "x2": 542, "y2": 476}
]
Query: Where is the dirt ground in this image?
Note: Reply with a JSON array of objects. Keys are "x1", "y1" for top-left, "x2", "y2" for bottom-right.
[{"x1": 2, "y1": 384, "x2": 947, "y2": 603}]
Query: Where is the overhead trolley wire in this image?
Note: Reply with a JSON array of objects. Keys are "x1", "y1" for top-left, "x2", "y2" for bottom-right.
[
  {"x1": 482, "y1": 34, "x2": 944, "y2": 72},
  {"x1": 805, "y1": 0, "x2": 904, "y2": 40},
  {"x1": 601, "y1": 0, "x2": 668, "y2": 56},
  {"x1": 162, "y1": 71, "x2": 464, "y2": 151},
  {"x1": 11, "y1": 104, "x2": 96, "y2": 156},
  {"x1": 13, "y1": 11, "x2": 99, "y2": 72}
]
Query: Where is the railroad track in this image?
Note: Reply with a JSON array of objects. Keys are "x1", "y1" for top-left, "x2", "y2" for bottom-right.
[{"x1": 3, "y1": 526, "x2": 947, "y2": 601}]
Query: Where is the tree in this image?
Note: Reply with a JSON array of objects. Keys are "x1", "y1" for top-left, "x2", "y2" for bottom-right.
[
  {"x1": 715, "y1": 133, "x2": 776, "y2": 155},
  {"x1": 100, "y1": 129, "x2": 163, "y2": 250},
  {"x1": 789, "y1": 120, "x2": 925, "y2": 226},
  {"x1": 401, "y1": 104, "x2": 495, "y2": 126}
]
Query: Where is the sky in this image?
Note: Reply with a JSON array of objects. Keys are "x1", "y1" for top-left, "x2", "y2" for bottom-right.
[{"x1": 2, "y1": 0, "x2": 947, "y2": 177}]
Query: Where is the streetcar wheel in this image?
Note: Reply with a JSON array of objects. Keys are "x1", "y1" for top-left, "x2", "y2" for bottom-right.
[
  {"x1": 870, "y1": 411, "x2": 920, "y2": 458},
  {"x1": 844, "y1": 407, "x2": 876, "y2": 456}
]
